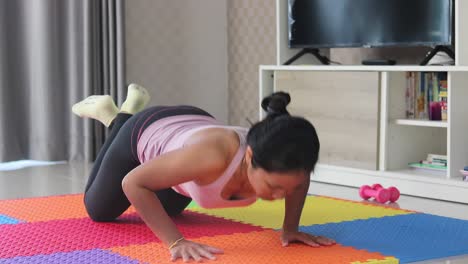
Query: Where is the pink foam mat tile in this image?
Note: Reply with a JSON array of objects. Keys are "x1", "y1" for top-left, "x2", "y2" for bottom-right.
[{"x1": 0, "y1": 211, "x2": 264, "y2": 258}]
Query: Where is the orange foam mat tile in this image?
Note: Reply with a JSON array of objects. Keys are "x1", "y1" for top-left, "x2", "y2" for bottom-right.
[
  {"x1": 0, "y1": 194, "x2": 135, "y2": 222},
  {"x1": 110, "y1": 230, "x2": 394, "y2": 264}
]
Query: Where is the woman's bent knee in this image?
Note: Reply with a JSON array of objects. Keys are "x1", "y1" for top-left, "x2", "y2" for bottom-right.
[
  {"x1": 85, "y1": 205, "x2": 117, "y2": 222},
  {"x1": 87, "y1": 211, "x2": 117, "y2": 222},
  {"x1": 84, "y1": 196, "x2": 118, "y2": 222}
]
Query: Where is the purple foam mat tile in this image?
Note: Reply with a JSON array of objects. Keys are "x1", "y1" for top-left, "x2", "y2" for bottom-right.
[{"x1": 0, "y1": 249, "x2": 139, "y2": 264}]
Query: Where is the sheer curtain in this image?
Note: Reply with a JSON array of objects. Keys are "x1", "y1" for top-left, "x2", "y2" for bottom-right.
[{"x1": 0, "y1": 0, "x2": 126, "y2": 162}]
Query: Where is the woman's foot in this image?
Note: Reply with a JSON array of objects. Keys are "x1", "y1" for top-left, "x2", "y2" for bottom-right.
[
  {"x1": 119, "y1": 83, "x2": 150, "y2": 114},
  {"x1": 72, "y1": 95, "x2": 119, "y2": 127}
]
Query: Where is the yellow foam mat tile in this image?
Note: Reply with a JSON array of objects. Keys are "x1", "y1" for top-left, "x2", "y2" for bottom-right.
[
  {"x1": 110, "y1": 230, "x2": 395, "y2": 264},
  {"x1": 189, "y1": 196, "x2": 413, "y2": 229},
  {"x1": 351, "y1": 257, "x2": 399, "y2": 264}
]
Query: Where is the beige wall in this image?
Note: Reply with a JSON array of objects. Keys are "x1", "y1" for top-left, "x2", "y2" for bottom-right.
[
  {"x1": 125, "y1": 0, "x2": 228, "y2": 122},
  {"x1": 227, "y1": 1, "x2": 276, "y2": 126}
]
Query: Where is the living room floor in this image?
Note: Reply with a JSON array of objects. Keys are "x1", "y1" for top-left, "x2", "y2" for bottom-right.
[{"x1": 0, "y1": 162, "x2": 467, "y2": 264}]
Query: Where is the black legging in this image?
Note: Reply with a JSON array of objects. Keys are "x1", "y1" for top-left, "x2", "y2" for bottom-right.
[{"x1": 84, "y1": 105, "x2": 213, "y2": 222}]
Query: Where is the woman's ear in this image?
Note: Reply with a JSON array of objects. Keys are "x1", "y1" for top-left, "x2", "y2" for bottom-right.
[{"x1": 245, "y1": 146, "x2": 253, "y2": 166}]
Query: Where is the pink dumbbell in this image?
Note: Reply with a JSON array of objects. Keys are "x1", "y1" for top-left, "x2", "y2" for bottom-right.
[
  {"x1": 372, "y1": 184, "x2": 400, "y2": 203},
  {"x1": 359, "y1": 185, "x2": 390, "y2": 203}
]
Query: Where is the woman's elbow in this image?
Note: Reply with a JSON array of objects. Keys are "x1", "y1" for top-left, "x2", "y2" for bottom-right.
[{"x1": 121, "y1": 174, "x2": 135, "y2": 196}]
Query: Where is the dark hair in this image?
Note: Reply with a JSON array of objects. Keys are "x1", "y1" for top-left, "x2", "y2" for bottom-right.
[{"x1": 247, "y1": 92, "x2": 320, "y2": 174}]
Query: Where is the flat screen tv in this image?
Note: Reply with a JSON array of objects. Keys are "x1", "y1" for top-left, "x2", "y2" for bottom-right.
[{"x1": 288, "y1": 0, "x2": 453, "y2": 49}]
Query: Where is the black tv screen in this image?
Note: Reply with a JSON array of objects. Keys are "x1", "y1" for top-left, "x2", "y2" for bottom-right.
[{"x1": 288, "y1": 0, "x2": 453, "y2": 48}]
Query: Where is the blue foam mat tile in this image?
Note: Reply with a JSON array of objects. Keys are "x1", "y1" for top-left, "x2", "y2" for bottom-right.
[
  {"x1": 299, "y1": 213, "x2": 468, "y2": 264},
  {"x1": 0, "y1": 215, "x2": 20, "y2": 225}
]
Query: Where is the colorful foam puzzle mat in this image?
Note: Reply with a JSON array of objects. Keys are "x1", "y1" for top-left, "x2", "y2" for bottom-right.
[{"x1": 1, "y1": 194, "x2": 468, "y2": 263}]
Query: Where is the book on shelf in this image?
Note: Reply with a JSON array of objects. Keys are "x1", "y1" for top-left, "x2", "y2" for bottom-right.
[
  {"x1": 427, "y1": 153, "x2": 447, "y2": 164},
  {"x1": 408, "y1": 153, "x2": 448, "y2": 171},
  {"x1": 439, "y1": 91, "x2": 448, "y2": 121},
  {"x1": 405, "y1": 72, "x2": 415, "y2": 119},
  {"x1": 405, "y1": 72, "x2": 447, "y2": 121},
  {"x1": 421, "y1": 160, "x2": 446, "y2": 166},
  {"x1": 408, "y1": 162, "x2": 447, "y2": 171}
]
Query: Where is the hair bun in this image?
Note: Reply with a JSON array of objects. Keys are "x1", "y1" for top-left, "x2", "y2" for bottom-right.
[{"x1": 261, "y1": 91, "x2": 291, "y2": 116}]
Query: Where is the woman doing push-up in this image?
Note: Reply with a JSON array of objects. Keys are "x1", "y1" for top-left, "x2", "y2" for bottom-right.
[{"x1": 72, "y1": 84, "x2": 335, "y2": 262}]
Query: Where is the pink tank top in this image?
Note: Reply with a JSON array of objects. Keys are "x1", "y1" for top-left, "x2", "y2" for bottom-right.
[{"x1": 137, "y1": 115, "x2": 257, "y2": 209}]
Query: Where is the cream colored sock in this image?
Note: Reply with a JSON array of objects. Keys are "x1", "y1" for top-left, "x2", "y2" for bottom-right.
[
  {"x1": 72, "y1": 95, "x2": 119, "y2": 127},
  {"x1": 119, "y1": 83, "x2": 150, "y2": 114}
]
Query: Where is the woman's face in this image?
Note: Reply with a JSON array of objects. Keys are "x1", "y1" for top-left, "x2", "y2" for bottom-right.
[
  {"x1": 247, "y1": 167, "x2": 306, "y2": 200},
  {"x1": 245, "y1": 147, "x2": 307, "y2": 200}
]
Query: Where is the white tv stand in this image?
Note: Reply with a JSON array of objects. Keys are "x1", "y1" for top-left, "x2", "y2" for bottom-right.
[{"x1": 259, "y1": 1, "x2": 468, "y2": 203}]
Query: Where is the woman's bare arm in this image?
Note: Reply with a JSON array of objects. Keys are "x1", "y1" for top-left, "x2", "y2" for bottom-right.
[{"x1": 122, "y1": 141, "x2": 228, "y2": 246}]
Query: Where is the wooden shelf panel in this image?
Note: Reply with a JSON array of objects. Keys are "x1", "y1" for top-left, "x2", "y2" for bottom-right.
[
  {"x1": 261, "y1": 65, "x2": 468, "y2": 72},
  {"x1": 394, "y1": 119, "x2": 448, "y2": 128}
]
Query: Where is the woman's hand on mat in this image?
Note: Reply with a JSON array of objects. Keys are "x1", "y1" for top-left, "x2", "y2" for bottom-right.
[
  {"x1": 280, "y1": 231, "x2": 336, "y2": 247},
  {"x1": 170, "y1": 239, "x2": 224, "y2": 262}
]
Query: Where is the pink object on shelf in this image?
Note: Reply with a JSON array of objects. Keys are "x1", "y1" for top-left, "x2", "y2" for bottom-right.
[{"x1": 429, "y1": 102, "x2": 442, "y2": 121}]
